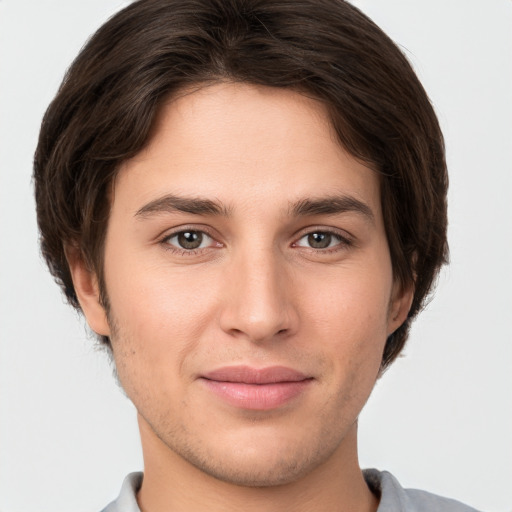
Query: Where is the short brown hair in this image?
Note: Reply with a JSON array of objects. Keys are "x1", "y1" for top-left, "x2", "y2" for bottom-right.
[{"x1": 34, "y1": 0, "x2": 448, "y2": 369}]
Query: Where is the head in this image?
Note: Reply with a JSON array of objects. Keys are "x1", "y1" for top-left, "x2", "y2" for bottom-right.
[{"x1": 34, "y1": 0, "x2": 448, "y2": 489}]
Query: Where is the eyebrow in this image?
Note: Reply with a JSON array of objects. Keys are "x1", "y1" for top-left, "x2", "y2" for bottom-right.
[
  {"x1": 135, "y1": 192, "x2": 374, "y2": 224},
  {"x1": 289, "y1": 195, "x2": 375, "y2": 224},
  {"x1": 135, "y1": 194, "x2": 231, "y2": 218}
]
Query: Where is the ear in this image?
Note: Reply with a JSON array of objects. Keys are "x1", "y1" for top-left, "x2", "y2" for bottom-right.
[
  {"x1": 387, "y1": 279, "x2": 414, "y2": 336},
  {"x1": 65, "y1": 246, "x2": 111, "y2": 337}
]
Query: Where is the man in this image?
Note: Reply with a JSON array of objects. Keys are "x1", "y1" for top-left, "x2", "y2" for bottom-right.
[{"x1": 33, "y1": 0, "x2": 479, "y2": 510}]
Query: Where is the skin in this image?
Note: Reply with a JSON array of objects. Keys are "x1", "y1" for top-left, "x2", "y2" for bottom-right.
[{"x1": 69, "y1": 82, "x2": 413, "y2": 512}]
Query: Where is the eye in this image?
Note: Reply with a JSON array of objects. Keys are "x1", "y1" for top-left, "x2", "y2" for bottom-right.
[
  {"x1": 163, "y1": 230, "x2": 215, "y2": 251},
  {"x1": 294, "y1": 231, "x2": 348, "y2": 250}
]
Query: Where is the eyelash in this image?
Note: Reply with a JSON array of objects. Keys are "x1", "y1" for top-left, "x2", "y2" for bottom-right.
[
  {"x1": 159, "y1": 227, "x2": 353, "y2": 256},
  {"x1": 160, "y1": 227, "x2": 220, "y2": 256},
  {"x1": 292, "y1": 229, "x2": 353, "y2": 253}
]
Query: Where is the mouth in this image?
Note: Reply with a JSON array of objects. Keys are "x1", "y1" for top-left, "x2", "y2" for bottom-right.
[{"x1": 199, "y1": 365, "x2": 314, "y2": 411}]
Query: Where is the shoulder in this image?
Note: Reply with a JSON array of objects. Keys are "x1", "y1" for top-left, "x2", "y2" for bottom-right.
[
  {"x1": 100, "y1": 472, "x2": 143, "y2": 512},
  {"x1": 363, "y1": 469, "x2": 482, "y2": 512}
]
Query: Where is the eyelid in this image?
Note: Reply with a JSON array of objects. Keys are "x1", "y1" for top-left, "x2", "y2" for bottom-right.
[
  {"x1": 159, "y1": 225, "x2": 223, "y2": 252},
  {"x1": 291, "y1": 226, "x2": 355, "y2": 253},
  {"x1": 293, "y1": 226, "x2": 353, "y2": 242},
  {"x1": 158, "y1": 224, "x2": 218, "y2": 241},
  {"x1": 164, "y1": 231, "x2": 213, "y2": 247},
  {"x1": 156, "y1": 224, "x2": 354, "y2": 255}
]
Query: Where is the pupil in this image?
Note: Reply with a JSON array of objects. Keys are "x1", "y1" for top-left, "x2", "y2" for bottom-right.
[
  {"x1": 178, "y1": 231, "x2": 202, "y2": 249},
  {"x1": 308, "y1": 232, "x2": 331, "y2": 249}
]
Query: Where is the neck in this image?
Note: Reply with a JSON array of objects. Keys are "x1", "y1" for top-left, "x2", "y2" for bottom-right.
[{"x1": 136, "y1": 415, "x2": 378, "y2": 512}]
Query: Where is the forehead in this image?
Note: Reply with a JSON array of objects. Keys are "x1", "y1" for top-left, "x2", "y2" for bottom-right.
[{"x1": 115, "y1": 82, "x2": 381, "y2": 218}]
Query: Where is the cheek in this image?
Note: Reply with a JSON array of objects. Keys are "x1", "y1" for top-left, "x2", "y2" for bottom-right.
[
  {"x1": 106, "y1": 253, "x2": 217, "y2": 338},
  {"x1": 300, "y1": 267, "x2": 392, "y2": 343},
  {"x1": 104, "y1": 259, "x2": 235, "y2": 408},
  {"x1": 297, "y1": 265, "x2": 391, "y2": 394}
]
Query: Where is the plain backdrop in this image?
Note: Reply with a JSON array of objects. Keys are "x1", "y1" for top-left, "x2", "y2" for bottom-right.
[{"x1": 1, "y1": 1, "x2": 511, "y2": 511}]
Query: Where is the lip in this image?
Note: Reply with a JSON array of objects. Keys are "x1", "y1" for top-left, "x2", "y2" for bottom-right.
[{"x1": 200, "y1": 365, "x2": 313, "y2": 410}]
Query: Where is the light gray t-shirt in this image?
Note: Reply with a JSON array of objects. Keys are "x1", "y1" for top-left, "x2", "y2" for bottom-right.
[{"x1": 101, "y1": 469, "x2": 481, "y2": 511}]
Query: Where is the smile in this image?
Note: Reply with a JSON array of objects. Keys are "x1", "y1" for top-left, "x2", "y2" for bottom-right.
[{"x1": 200, "y1": 365, "x2": 314, "y2": 410}]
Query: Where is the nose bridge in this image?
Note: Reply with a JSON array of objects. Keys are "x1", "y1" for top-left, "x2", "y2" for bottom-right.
[{"x1": 219, "y1": 241, "x2": 296, "y2": 343}]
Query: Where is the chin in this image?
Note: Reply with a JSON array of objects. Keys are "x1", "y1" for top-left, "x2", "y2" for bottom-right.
[
  {"x1": 187, "y1": 449, "x2": 321, "y2": 488},
  {"x1": 168, "y1": 426, "x2": 342, "y2": 488}
]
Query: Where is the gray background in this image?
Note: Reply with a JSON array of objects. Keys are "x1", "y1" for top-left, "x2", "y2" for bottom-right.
[{"x1": 1, "y1": 1, "x2": 511, "y2": 510}]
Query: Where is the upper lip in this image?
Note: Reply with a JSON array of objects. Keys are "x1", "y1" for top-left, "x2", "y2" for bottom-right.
[{"x1": 201, "y1": 365, "x2": 310, "y2": 384}]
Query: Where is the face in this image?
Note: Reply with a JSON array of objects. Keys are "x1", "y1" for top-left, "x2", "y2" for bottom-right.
[{"x1": 73, "y1": 82, "x2": 411, "y2": 487}]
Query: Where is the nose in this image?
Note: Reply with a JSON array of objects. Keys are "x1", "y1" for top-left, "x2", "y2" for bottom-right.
[{"x1": 218, "y1": 247, "x2": 298, "y2": 344}]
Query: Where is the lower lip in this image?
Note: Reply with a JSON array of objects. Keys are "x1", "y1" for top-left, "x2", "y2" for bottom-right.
[{"x1": 200, "y1": 379, "x2": 312, "y2": 410}]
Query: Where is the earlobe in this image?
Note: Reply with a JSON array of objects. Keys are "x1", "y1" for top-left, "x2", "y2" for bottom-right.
[
  {"x1": 65, "y1": 246, "x2": 111, "y2": 337},
  {"x1": 387, "y1": 280, "x2": 414, "y2": 336}
]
